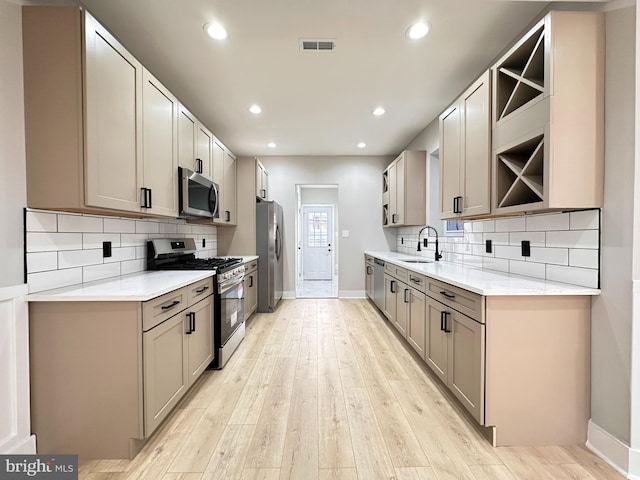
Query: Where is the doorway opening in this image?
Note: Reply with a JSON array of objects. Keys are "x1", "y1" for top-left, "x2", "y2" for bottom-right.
[{"x1": 295, "y1": 184, "x2": 339, "y2": 298}]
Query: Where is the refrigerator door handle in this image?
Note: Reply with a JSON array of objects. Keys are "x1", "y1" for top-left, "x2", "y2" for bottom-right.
[{"x1": 275, "y1": 224, "x2": 282, "y2": 260}]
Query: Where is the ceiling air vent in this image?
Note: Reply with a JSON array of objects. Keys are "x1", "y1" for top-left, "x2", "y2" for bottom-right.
[{"x1": 299, "y1": 39, "x2": 336, "y2": 52}]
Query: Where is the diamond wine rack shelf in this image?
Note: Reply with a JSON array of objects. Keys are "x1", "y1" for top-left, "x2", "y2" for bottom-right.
[
  {"x1": 496, "y1": 134, "x2": 544, "y2": 209},
  {"x1": 495, "y1": 23, "x2": 544, "y2": 122}
]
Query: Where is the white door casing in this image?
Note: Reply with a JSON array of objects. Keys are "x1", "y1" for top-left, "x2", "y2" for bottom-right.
[{"x1": 302, "y1": 205, "x2": 333, "y2": 281}]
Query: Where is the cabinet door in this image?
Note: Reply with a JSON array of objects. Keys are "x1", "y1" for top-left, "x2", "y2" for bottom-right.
[
  {"x1": 84, "y1": 13, "x2": 143, "y2": 212},
  {"x1": 244, "y1": 272, "x2": 258, "y2": 321},
  {"x1": 256, "y1": 160, "x2": 268, "y2": 200},
  {"x1": 407, "y1": 289, "x2": 426, "y2": 358},
  {"x1": 178, "y1": 104, "x2": 197, "y2": 171},
  {"x1": 186, "y1": 296, "x2": 214, "y2": 385},
  {"x1": 212, "y1": 141, "x2": 225, "y2": 224},
  {"x1": 262, "y1": 170, "x2": 269, "y2": 200},
  {"x1": 143, "y1": 313, "x2": 188, "y2": 436},
  {"x1": 141, "y1": 69, "x2": 178, "y2": 217},
  {"x1": 365, "y1": 264, "x2": 374, "y2": 300},
  {"x1": 439, "y1": 103, "x2": 461, "y2": 219},
  {"x1": 461, "y1": 71, "x2": 491, "y2": 217},
  {"x1": 196, "y1": 124, "x2": 213, "y2": 180},
  {"x1": 395, "y1": 154, "x2": 406, "y2": 225},
  {"x1": 223, "y1": 151, "x2": 237, "y2": 224},
  {"x1": 388, "y1": 161, "x2": 398, "y2": 225},
  {"x1": 448, "y1": 311, "x2": 485, "y2": 423},
  {"x1": 395, "y1": 287, "x2": 409, "y2": 337},
  {"x1": 425, "y1": 297, "x2": 448, "y2": 383},
  {"x1": 383, "y1": 274, "x2": 397, "y2": 322}
]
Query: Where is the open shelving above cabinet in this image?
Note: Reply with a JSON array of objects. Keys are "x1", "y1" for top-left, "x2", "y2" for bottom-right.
[
  {"x1": 495, "y1": 23, "x2": 545, "y2": 122},
  {"x1": 496, "y1": 133, "x2": 544, "y2": 209}
]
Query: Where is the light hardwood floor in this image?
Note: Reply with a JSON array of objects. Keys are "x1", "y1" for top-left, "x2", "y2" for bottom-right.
[{"x1": 79, "y1": 299, "x2": 624, "y2": 480}]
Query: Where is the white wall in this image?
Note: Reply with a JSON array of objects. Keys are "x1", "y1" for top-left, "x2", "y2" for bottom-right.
[
  {"x1": 0, "y1": 0, "x2": 35, "y2": 454},
  {"x1": 260, "y1": 156, "x2": 394, "y2": 296},
  {"x1": 589, "y1": 4, "x2": 635, "y2": 449}
]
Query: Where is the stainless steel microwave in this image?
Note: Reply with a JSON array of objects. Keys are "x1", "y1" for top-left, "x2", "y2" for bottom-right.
[{"x1": 178, "y1": 167, "x2": 219, "y2": 218}]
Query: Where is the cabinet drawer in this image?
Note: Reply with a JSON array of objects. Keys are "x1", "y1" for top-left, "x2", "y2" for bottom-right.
[
  {"x1": 427, "y1": 278, "x2": 484, "y2": 323},
  {"x1": 187, "y1": 277, "x2": 213, "y2": 305},
  {"x1": 143, "y1": 287, "x2": 188, "y2": 331},
  {"x1": 384, "y1": 262, "x2": 408, "y2": 281},
  {"x1": 245, "y1": 259, "x2": 258, "y2": 274},
  {"x1": 365, "y1": 255, "x2": 374, "y2": 266},
  {"x1": 407, "y1": 272, "x2": 427, "y2": 293}
]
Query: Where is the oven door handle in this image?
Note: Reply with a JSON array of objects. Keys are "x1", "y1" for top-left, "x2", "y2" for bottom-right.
[{"x1": 218, "y1": 274, "x2": 245, "y2": 294}]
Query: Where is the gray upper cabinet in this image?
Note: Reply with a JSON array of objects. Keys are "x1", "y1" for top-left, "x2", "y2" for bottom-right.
[
  {"x1": 382, "y1": 150, "x2": 426, "y2": 227},
  {"x1": 439, "y1": 70, "x2": 491, "y2": 219}
]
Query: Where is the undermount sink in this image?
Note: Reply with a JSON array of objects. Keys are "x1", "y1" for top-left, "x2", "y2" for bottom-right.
[{"x1": 400, "y1": 259, "x2": 433, "y2": 264}]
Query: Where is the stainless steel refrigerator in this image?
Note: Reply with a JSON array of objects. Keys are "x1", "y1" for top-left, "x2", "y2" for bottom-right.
[{"x1": 257, "y1": 201, "x2": 283, "y2": 312}]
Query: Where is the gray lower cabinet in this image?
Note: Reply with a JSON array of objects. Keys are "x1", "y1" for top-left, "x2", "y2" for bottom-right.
[
  {"x1": 29, "y1": 277, "x2": 214, "y2": 459},
  {"x1": 425, "y1": 296, "x2": 485, "y2": 423},
  {"x1": 406, "y1": 288, "x2": 426, "y2": 357},
  {"x1": 244, "y1": 259, "x2": 258, "y2": 321},
  {"x1": 383, "y1": 274, "x2": 398, "y2": 321}
]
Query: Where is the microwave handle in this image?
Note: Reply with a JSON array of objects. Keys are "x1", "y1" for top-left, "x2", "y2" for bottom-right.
[{"x1": 209, "y1": 184, "x2": 220, "y2": 218}]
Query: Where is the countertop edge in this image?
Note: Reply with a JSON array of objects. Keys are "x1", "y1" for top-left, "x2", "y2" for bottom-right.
[{"x1": 365, "y1": 251, "x2": 601, "y2": 296}]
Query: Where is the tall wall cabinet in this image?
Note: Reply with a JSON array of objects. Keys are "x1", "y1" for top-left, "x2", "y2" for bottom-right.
[
  {"x1": 439, "y1": 71, "x2": 491, "y2": 219},
  {"x1": 23, "y1": 7, "x2": 178, "y2": 217},
  {"x1": 382, "y1": 150, "x2": 426, "y2": 227},
  {"x1": 492, "y1": 11, "x2": 604, "y2": 214}
]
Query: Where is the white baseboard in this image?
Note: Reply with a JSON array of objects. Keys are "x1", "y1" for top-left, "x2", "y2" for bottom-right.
[
  {"x1": 282, "y1": 291, "x2": 296, "y2": 300},
  {"x1": 3, "y1": 435, "x2": 36, "y2": 455},
  {"x1": 586, "y1": 419, "x2": 632, "y2": 478},
  {"x1": 338, "y1": 290, "x2": 366, "y2": 298}
]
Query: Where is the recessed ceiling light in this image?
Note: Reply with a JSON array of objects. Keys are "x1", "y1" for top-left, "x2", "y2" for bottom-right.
[
  {"x1": 372, "y1": 107, "x2": 386, "y2": 116},
  {"x1": 249, "y1": 105, "x2": 262, "y2": 114},
  {"x1": 406, "y1": 22, "x2": 430, "y2": 40},
  {"x1": 205, "y1": 22, "x2": 227, "y2": 40},
  {"x1": 357, "y1": 142, "x2": 366, "y2": 148},
  {"x1": 267, "y1": 142, "x2": 277, "y2": 148}
]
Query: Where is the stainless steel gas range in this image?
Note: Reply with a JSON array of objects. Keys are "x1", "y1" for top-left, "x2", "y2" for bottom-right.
[{"x1": 147, "y1": 238, "x2": 245, "y2": 369}]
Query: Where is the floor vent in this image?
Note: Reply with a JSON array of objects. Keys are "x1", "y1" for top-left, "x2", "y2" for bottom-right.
[{"x1": 299, "y1": 39, "x2": 336, "y2": 52}]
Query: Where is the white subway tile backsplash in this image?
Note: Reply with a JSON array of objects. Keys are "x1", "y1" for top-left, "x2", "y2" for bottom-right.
[
  {"x1": 570, "y1": 209, "x2": 600, "y2": 230},
  {"x1": 509, "y1": 231, "x2": 545, "y2": 247},
  {"x1": 569, "y1": 249, "x2": 599, "y2": 269},
  {"x1": 104, "y1": 218, "x2": 136, "y2": 234},
  {"x1": 26, "y1": 211, "x2": 57, "y2": 232},
  {"x1": 483, "y1": 232, "x2": 509, "y2": 245},
  {"x1": 135, "y1": 220, "x2": 160, "y2": 234},
  {"x1": 527, "y1": 247, "x2": 568, "y2": 266},
  {"x1": 28, "y1": 268, "x2": 83, "y2": 293},
  {"x1": 495, "y1": 217, "x2": 525, "y2": 232},
  {"x1": 83, "y1": 233, "x2": 121, "y2": 249},
  {"x1": 463, "y1": 255, "x2": 483, "y2": 267},
  {"x1": 83, "y1": 263, "x2": 121, "y2": 283},
  {"x1": 25, "y1": 209, "x2": 218, "y2": 292},
  {"x1": 510, "y1": 260, "x2": 546, "y2": 280},
  {"x1": 58, "y1": 249, "x2": 104, "y2": 269},
  {"x1": 467, "y1": 233, "x2": 484, "y2": 244},
  {"x1": 104, "y1": 247, "x2": 137, "y2": 264},
  {"x1": 494, "y1": 245, "x2": 522, "y2": 260},
  {"x1": 547, "y1": 265, "x2": 599, "y2": 288},
  {"x1": 58, "y1": 214, "x2": 103, "y2": 233},
  {"x1": 27, "y1": 232, "x2": 83, "y2": 252},
  {"x1": 482, "y1": 257, "x2": 509, "y2": 273},
  {"x1": 121, "y1": 259, "x2": 146, "y2": 275},
  {"x1": 525, "y1": 213, "x2": 569, "y2": 232},
  {"x1": 27, "y1": 252, "x2": 58, "y2": 273},
  {"x1": 546, "y1": 230, "x2": 599, "y2": 249},
  {"x1": 463, "y1": 222, "x2": 473, "y2": 233}
]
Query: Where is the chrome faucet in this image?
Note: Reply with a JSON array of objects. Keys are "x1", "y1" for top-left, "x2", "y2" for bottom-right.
[{"x1": 417, "y1": 225, "x2": 443, "y2": 261}]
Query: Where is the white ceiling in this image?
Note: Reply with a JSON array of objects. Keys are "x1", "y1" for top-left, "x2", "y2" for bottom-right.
[{"x1": 26, "y1": 0, "x2": 608, "y2": 156}]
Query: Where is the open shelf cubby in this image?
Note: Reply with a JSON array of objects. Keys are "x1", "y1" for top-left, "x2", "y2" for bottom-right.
[
  {"x1": 495, "y1": 23, "x2": 545, "y2": 121},
  {"x1": 496, "y1": 134, "x2": 544, "y2": 208}
]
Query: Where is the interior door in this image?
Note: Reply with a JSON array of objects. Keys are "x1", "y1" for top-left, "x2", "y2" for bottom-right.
[{"x1": 302, "y1": 205, "x2": 333, "y2": 280}]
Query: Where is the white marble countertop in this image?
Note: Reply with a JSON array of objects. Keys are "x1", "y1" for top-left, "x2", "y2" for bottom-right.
[
  {"x1": 239, "y1": 255, "x2": 259, "y2": 263},
  {"x1": 26, "y1": 270, "x2": 216, "y2": 302},
  {"x1": 365, "y1": 251, "x2": 600, "y2": 296}
]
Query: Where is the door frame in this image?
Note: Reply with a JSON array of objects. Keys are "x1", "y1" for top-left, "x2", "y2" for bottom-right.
[{"x1": 301, "y1": 204, "x2": 334, "y2": 281}]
